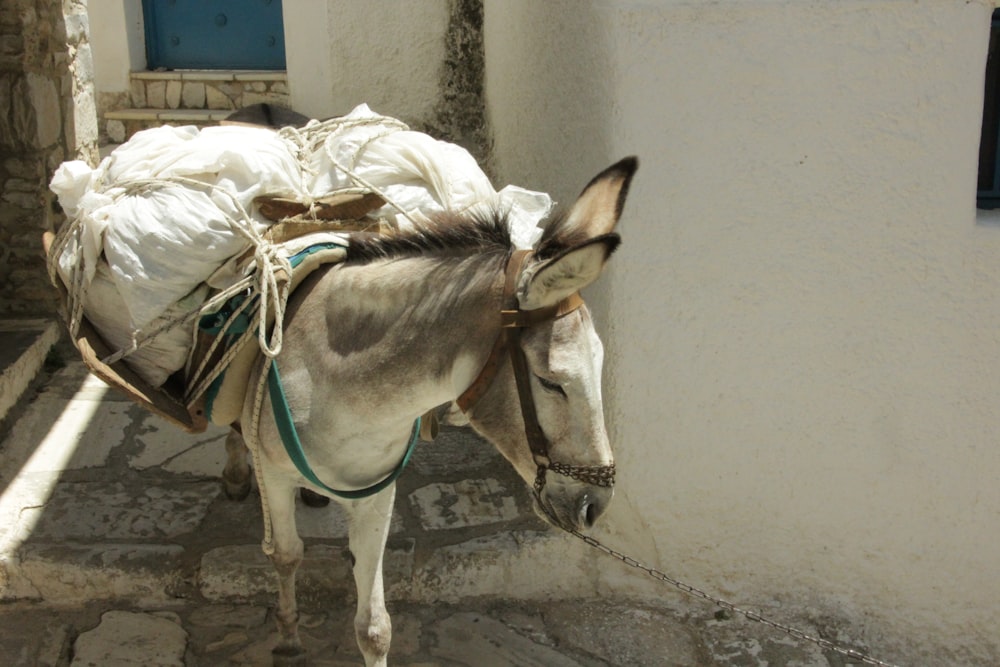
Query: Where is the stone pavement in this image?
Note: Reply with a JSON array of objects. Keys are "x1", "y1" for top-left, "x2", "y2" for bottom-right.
[{"x1": 0, "y1": 335, "x2": 857, "y2": 666}]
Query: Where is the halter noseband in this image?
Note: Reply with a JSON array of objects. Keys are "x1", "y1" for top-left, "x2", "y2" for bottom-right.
[{"x1": 456, "y1": 249, "x2": 616, "y2": 495}]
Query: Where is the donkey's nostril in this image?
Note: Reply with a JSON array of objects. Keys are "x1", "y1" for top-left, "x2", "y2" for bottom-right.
[{"x1": 579, "y1": 496, "x2": 602, "y2": 529}]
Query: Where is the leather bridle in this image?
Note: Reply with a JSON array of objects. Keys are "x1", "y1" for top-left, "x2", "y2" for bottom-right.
[{"x1": 456, "y1": 249, "x2": 616, "y2": 495}]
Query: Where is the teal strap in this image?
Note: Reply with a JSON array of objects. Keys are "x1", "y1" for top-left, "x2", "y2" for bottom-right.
[{"x1": 266, "y1": 360, "x2": 420, "y2": 499}]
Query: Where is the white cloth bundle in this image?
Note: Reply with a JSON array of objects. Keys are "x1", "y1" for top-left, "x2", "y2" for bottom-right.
[{"x1": 49, "y1": 104, "x2": 553, "y2": 387}]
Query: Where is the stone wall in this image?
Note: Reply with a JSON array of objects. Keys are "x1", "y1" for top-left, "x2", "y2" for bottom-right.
[
  {"x1": 0, "y1": 0, "x2": 97, "y2": 317},
  {"x1": 102, "y1": 71, "x2": 290, "y2": 144}
]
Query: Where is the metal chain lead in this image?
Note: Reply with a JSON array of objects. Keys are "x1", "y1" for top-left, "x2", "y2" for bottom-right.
[{"x1": 564, "y1": 528, "x2": 900, "y2": 667}]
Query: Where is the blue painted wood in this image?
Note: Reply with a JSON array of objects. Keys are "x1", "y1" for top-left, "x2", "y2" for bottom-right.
[{"x1": 143, "y1": 0, "x2": 285, "y2": 70}]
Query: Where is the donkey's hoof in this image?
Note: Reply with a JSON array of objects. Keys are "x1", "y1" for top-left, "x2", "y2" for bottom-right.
[
  {"x1": 222, "y1": 465, "x2": 252, "y2": 501},
  {"x1": 272, "y1": 645, "x2": 307, "y2": 666},
  {"x1": 300, "y1": 488, "x2": 330, "y2": 508}
]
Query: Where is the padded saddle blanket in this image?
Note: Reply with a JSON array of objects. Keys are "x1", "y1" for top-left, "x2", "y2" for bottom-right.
[{"x1": 195, "y1": 237, "x2": 347, "y2": 429}]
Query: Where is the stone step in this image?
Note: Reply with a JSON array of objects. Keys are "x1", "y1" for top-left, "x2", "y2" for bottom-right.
[
  {"x1": 103, "y1": 108, "x2": 233, "y2": 142},
  {"x1": 0, "y1": 319, "x2": 60, "y2": 427},
  {"x1": 102, "y1": 69, "x2": 290, "y2": 142},
  {"x1": 128, "y1": 69, "x2": 288, "y2": 111},
  {"x1": 104, "y1": 108, "x2": 233, "y2": 123}
]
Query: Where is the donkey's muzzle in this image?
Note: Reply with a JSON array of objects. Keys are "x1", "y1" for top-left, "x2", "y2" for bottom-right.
[{"x1": 536, "y1": 483, "x2": 613, "y2": 532}]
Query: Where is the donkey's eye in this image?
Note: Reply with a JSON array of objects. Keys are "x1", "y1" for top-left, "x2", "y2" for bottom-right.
[{"x1": 535, "y1": 375, "x2": 567, "y2": 397}]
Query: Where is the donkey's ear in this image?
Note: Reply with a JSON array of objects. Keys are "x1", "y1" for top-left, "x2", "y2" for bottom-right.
[
  {"x1": 561, "y1": 156, "x2": 638, "y2": 239},
  {"x1": 517, "y1": 157, "x2": 637, "y2": 309},
  {"x1": 518, "y1": 234, "x2": 621, "y2": 309}
]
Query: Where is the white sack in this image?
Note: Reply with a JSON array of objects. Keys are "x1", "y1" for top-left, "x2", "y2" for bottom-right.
[
  {"x1": 49, "y1": 105, "x2": 554, "y2": 388},
  {"x1": 306, "y1": 104, "x2": 551, "y2": 247},
  {"x1": 84, "y1": 262, "x2": 207, "y2": 387}
]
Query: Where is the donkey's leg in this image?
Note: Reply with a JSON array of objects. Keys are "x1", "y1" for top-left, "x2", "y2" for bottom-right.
[
  {"x1": 348, "y1": 486, "x2": 396, "y2": 667},
  {"x1": 262, "y1": 471, "x2": 307, "y2": 666},
  {"x1": 221, "y1": 428, "x2": 252, "y2": 501}
]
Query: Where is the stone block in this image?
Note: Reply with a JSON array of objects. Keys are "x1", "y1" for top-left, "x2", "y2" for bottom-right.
[
  {"x1": 429, "y1": 613, "x2": 582, "y2": 667},
  {"x1": 3, "y1": 77, "x2": 35, "y2": 150},
  {"x1": 0, "y1": 383, "x2": 131, "y2": 474},
  {"x1": 2, "y1": 156, "x2": 41, "y2": 179},
  {"x1": 0, "y1": 319, "x2": 59, "y2": 429},
  {"x1": 408, "y1": 478, "x2": 519, "y2": 530},
  {"x1": 205, "y1": 85, "x2": 234, "y2": 110},
  {"x1": 181, "y1": 81, "x2": 206, "y2": 109},
  {"x1": 62, "y1": 12, "x2": 88, "y2": 45},
  {"x1": 29, "y1": 480, "x2": 219, "y2": 540},
  {"x1": 200, "y1": 541, "x2": 414, "y2": 603},
  {"x1": 216, "y1": 82, "x2": 243, "y2": 98},
  {"x1": 0, "y1": 609, "x2": 73, "y2": 667},
  {"x1": 15, "y1": 543, "x2": 186, "y2": 603},
  {"x1": 106, "y1": 118, "x2": 125, "y2": 143},
  {"x1": 72, "y1": 610, "x2": 187, "y2": 667},
  {"x1": 146, "y1": 80, "x2": 166, "y2": 108},
  {"x1": 0, "y1": 35, "x2": 22, "y2": 57},
  {"x1": 130, "y1": 413, "x2": 229, "y2": 476},
  {"x1": 3, "y1": 178, "x2": 36, "y2": 192},
  {"x1": 26, "y1": 73, "x2": 60, "y2": 147},
  {"x1": 187, "y1": 604, "x2": 268, "y2": 630},
  {"x1": 294, "y1": 494, "x2": 405, "y2": 539},
  {"x1": 129, "y1": 78, "x2": 146, "y2": 107},
  {"x1": 165, "y1": 79, "x2": 181, "y2": 109},
  {"x1": 1, "y1": 190, "x2": 38, "y2": 209}
]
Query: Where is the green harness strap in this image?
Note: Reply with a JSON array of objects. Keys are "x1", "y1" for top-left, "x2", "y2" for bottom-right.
[{"x1": 266, "y1": 354, "x2": 421, "y2": 500}]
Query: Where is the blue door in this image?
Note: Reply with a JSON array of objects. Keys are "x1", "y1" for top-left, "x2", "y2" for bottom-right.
[{"x1": 143, "y1": 0, "x2": 286, "y2": 70}]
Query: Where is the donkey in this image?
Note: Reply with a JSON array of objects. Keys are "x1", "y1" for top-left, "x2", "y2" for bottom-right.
[{"x1": 226, "y1": 157, "x2": 638, "y2": 666}]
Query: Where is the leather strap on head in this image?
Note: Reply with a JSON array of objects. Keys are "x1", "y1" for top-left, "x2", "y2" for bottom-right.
[
  {"x1": 455, "y1": 248, "x2": 615, "y2": 498},
  {"x1": 455, "y1": 250, "x2": 583, "y2": 413}
]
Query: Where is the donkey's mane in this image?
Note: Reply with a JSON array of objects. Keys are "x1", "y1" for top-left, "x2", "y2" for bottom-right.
[
  {"x1": 345, "y1": 210, "x2": 513, "y2": 264},
  {"x1": 344, "y1": 204, "x2": 589, "y2": 267}
]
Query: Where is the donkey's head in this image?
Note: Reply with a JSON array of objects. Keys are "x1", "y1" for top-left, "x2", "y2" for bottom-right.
[{"x1": 463, "y1": 158, "x2": 637, "y2": 532}]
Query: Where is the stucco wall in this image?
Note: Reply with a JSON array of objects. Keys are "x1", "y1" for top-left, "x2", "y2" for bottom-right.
[
  {"x1": 486, "y1": 1, "x2": 1000, "y2": 663},
  {"x1": 285, "y1": 0, "x2": 450, "y2": 124},
  {"x1": 88, "y1": 1, "x2": 477, "y2": 151}
]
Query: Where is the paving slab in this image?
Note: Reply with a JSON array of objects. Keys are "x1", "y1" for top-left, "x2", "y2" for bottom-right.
[
  {"x1": 130, "y1": 414, "x2": 231, "y2": 476},
  {"x1": 408, "y1": 478, "x2": 520, "y2": 530},
  {"x1": 295, "y1": 495, "x2": 405, "y2": 539},
  {"x1": 29, "y1": 480, "x2": 219, "y2": 540},
  {"x1": 408, "y1": 424, "x2": 503, "y2": 476},
  {"x1": 199, "y1": 540, "x2": 417, "y2": 605},
  {"x1": 429, "y1": 612, "x2": 587, "y2": 666},
  {"x1": 71, "y1": 610, "x2": 188, "y2": 667},
  {"x1": 0, "y1": 376, "x2": 130, "y2": 476},
  {"x1": 15, "y1": 542, "x2": 186, "y2": 603}
]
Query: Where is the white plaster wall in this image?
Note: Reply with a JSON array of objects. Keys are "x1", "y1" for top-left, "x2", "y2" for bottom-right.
[
  {"x1": 487, "y1": 1, "x2": 1000, "y2": 663},
  {"x1": 285, "y1": 0, "x2": 449, "y2": 122},
  {"x1": 88, "y1": 0, "x2": 144, "y2": 93},
  {"x1": 282, "y1": 0, "x2": 336, "y2": 118}
]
